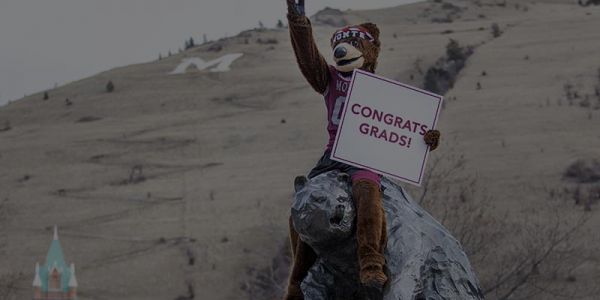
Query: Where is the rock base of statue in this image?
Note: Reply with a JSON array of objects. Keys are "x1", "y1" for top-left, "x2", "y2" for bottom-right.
[{"x1": 291, "y1": 171, "x2": 484, "y2": 300}]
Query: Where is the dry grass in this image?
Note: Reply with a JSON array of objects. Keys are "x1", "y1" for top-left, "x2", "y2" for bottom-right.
[
  {"x1": 415, "y1": 147, "x2": 599, "y2": 300},
  {"x1": 0, "y1": 273, "x2": 22, "y2": 300},
  {"x1": 242, "y1": 240, "x2": 291, "y2": 300}
]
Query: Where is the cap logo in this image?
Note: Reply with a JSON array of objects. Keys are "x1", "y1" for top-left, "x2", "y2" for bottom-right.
[{"x1": 331, "y1": 27, "x2": 375, "y2": 45}]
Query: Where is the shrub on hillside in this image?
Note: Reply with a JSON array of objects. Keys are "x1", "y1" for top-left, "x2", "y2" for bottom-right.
[
  {"x1": 491, "y1": 23, "x2": 502, "y2": 38},
  {"x1": 207, "y1": 43, "x2": 223, "y2": 52},
  {"x1": 257, "y1": 38, "x2": 278, "y2": 45},
  {"x1": 563, "y1": 159, "x2": 600, "y2": 184},
  {"x1": 0, "y1": 121, "x2": 11, "y2": 132},
  {"x1": 578, "y1": 0, "x2": 600, "y2": 7},
  {"x1": 106, "y1": 80, "x2": 115, "y2": 93},
  {"x1": 446, "y1": 39, "x2": 466, "y2": 61},
  {"x1": 0, "y1": 273, "x2": 22, "y2": 300},
  {"x1": 424, "y1": 39, "x2": 474, "y2": 94}
]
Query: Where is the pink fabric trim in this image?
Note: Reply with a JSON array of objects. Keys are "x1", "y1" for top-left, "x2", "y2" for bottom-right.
[{"x1": 351, "y1": 170, "x2": 381, "y2": 187}]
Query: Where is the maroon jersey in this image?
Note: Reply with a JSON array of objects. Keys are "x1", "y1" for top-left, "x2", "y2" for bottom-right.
[{"x1": 323, "y1": 66, "x2": 352, "y2": 150}]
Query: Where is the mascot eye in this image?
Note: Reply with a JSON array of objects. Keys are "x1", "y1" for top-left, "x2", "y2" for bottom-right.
[
  {"x1": 337, "y1": 196, "x2": 349, "y2": 203},
  {"x1": 350, "y1": 40, "x2": 359, "y2": 47}
]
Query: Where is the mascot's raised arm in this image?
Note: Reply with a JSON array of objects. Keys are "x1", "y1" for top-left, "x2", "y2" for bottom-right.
[
  {"x1": 284, "y1": 1, "x2": 441, "y2": 300},
  {"x1": 286, "y1": 0, "x2": 329, "y2": 94}
]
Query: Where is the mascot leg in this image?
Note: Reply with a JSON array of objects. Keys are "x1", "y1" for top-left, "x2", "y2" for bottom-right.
[
  {"x1": 285, "y1": 216, "x2": 317, "y2": 300},
  {"x1": 353, "y1": 179, "x2": 388, "y2": 299}
]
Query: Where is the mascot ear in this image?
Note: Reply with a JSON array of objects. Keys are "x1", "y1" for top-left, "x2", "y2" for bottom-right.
[
  {"x1": 294, "y1": 176, "x2": 308, "y2": 192},
  {"x1": 359, "y1": 23, "x2": 380, "y2": 42}
]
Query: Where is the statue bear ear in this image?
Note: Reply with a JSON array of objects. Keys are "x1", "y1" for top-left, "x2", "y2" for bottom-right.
[
  {"x1": 337, "y1": 173, "x2": 351, "y2": 183},
  {"x1": 359, "y1": 23, "x2": 380, "y2": 42},
  {"x1": 294, "y1": 176, "x2": 308, "y2": 192}
]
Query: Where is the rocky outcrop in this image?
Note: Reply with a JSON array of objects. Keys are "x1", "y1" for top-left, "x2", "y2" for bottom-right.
[
  {"x1": 311, "y1": 7, "x2": 348, "y2": 27},
  {"x1": 291, "y1": 171, "x2": 483, "y2": 300},
  {"x1": 579, "y1": 0, "x2": 600, "y2": 7}
]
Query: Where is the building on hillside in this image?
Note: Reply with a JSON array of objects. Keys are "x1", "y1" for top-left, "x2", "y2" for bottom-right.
[{"x1": 32, "y1": 226, "x2": 77, "y2": 300}]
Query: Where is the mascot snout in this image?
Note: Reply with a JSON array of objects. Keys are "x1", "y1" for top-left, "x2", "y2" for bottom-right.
[{"x1": 333, "y1": 42, "x2": 365, "y2": 73}]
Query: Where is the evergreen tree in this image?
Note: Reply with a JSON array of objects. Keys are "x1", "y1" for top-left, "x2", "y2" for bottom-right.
[
  {"x1": 446, "y1": 39, "x2": 463, "y2": 61},
  {"x1": 491, "y1": 23, "x2": 502, "y2": 38},
  {"x1": 106, "y1": 80, "x2": 115, "y2": 93},
  {"x1": 185, "y1": 37, "x2": 195, "y2": 50}
]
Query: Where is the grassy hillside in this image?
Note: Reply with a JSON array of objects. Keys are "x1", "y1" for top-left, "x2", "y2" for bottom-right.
[{"x1": 0, "y1": 0, "x2": 599, "y2": 299}]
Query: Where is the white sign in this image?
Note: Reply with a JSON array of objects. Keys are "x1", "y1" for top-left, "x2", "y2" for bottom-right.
[
  {"x1": 331, "y1": 69, "x2": 443, "y2": 186},
  {"x1": 169, "y1": 53, "x2": 243, "y2": 74}
]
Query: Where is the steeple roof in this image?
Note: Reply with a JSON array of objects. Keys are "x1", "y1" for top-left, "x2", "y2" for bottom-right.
[
  {"x1": 32, "y1": 263, "x2": 42, "y2": 287},
  {"x1": 46, "y1": 226, "x2": 66, "y2": 273},
  {"x1": 68, "y1": 263, "x2": 78, "y2": 288},
  {"x1": 38, "y1": 225, "x2": 73, "y2": 292}
]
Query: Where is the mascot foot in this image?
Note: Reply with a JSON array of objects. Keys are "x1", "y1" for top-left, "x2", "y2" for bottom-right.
[
  {"x1": 283, "y1": 293, "x2": 303, "y2": 300},
  {"x1": 362, "y1": 280, "x2": 384, "y2": 300},
  {"x1": 283, "y1": 283, "x2": 304, "y2": 300},
  {"x1": 360, "y1": 265, "x2": 386, "y2": 300},
  {"x1": 360, "y1": 265, "x2": 387, "y2": 288}
]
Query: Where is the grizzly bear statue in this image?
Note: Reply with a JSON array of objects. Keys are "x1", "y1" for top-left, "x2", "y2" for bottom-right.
[{"x1": 290, "y1": 171, "x2": 484, "y2": 300}]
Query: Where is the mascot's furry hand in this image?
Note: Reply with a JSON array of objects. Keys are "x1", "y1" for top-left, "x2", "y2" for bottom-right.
[
  {"x1": 287, "y1": 0, "x2": 305, "y2": 16},
  {"x1": 424, "y1": 130, "x2": 441, "y2": 151}
]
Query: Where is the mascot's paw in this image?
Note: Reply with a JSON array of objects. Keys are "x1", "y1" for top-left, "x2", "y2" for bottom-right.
[
  {"x1": 283, "y1": 283, "x2": 304, "y2": 300},
  {"x1": 424, "y1": 129, "x2": 441, "y2": 151},
  {"x1": 286, "y1": 0, "x2": 305, "y2": 16}
]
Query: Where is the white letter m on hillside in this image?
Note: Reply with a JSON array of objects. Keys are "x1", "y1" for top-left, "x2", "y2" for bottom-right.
[{"x1": 169, "y1": 53, "x2": 243, "y2": 74}]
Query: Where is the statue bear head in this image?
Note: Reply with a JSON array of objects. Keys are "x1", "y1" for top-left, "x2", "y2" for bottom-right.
[
  {"x1": 291, "y1": 171, "x2": 355, "y2": 249},
  {"x1": 330, "y1": 23, "x2": 381, "y2": 74}
]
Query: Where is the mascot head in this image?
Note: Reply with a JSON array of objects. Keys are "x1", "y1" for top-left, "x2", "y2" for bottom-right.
[{"x1": 330, "y1": 23, "x2": 381, "y2": 73}]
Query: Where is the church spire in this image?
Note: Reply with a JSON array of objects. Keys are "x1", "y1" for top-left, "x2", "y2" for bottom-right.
[
  {"x1": 32, "y1": 262, "x2": 42, "y2": 287},
  {"x1": 53, "y1": 225, "x2": 59, "y2": 240},
  {"x1": 68, "y1": 263, "x2": 78, "y2": 288}
]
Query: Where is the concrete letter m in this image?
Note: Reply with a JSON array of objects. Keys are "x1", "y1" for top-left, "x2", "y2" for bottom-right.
[{"x1": 169, "y1": 53, "x2": 243, "y2": 74}]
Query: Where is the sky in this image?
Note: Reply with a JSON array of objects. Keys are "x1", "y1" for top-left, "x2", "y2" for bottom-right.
[{"x1": 0, "y1": 0, "x2": 421, "y2": 106}]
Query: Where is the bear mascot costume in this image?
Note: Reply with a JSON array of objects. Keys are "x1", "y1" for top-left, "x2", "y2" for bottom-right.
[{"x1": 284, "y1": 1, "x2": 441, "y2": 300}]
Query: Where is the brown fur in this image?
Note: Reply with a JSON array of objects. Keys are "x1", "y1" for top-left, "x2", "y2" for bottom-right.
[
  {"x1": 287, "y1": 14, "x2": 330, "y2": 94},
  {"x1": 353, "y1": 179, "x2": 388, "y2": 287},
  {"x1": 285, "y1": 216, "x2": 317, "y2": 300}
]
